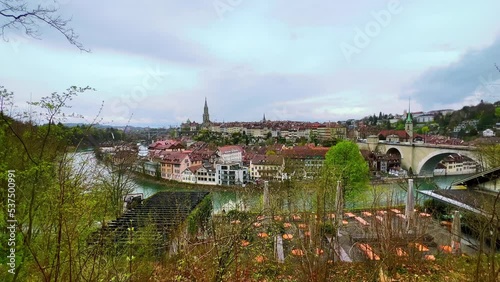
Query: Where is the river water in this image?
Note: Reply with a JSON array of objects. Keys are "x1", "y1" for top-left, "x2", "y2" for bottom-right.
[
  {"x1": 73, "y1": 151, "x2": 471, "y2": 214},
  {"x1": 131, "y1": 173, "x2": 472, "y2": 213}
]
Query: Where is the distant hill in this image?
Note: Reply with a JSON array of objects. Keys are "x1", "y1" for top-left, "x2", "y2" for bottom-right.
[
  {"x1": 62, "y1": 123, "x2": 166, "y2": 131},
  {"x1": 437, "y1": 100, "x2": 499, "y2": 130},
  {"x1": 62, "y1": 122, "x2": 87, "y2": 127}
]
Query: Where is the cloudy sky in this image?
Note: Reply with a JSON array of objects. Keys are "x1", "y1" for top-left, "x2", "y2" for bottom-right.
[{"x1": 1, "y1": 0, "x2": 500, "y2": 127}]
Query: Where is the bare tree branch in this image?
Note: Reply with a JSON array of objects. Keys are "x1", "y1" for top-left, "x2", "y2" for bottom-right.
[{"x1": 0, "y1": 0, "x2": 89, "y2": 51}]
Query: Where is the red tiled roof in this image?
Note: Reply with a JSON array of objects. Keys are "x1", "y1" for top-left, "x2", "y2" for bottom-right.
[
  {"x1": 160, "y1": 152, "x2": 190, "y2": 164},
  {"x1": 282, "y1": 146, "x2": 329, "y2": 159},
  {"x1": 190, "y1": 148, "x2": 215, "y2": 157},
  {"x1": 218, "y1": 145, "x2": 243, "y2": 154},
  {"x1": 187, "y1": 164, "x2": 202, "y2": 173},
  {"x1": 251, "y1": 154, "x2": 284, "y2": 165},
  {"x1": 378, "y1": 130, "x2": 409, "y2": 139},
  {"x1": 148, "y1": 139, "x2": 184, "y2": 150}
]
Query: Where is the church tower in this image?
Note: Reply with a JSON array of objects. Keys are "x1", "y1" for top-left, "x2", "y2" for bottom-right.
[
  {"x1": 202, "y1": 97, "x2": 210, "y2": 127},
  {"x1": 405, "y1": 99, "x2": 413, "y2": 144}
]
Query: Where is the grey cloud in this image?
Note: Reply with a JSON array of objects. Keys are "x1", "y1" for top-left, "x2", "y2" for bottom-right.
[
  {"x1": 196, "y1": 66, "x2": 331, "y2": 122},
  {"x1": 117, "y1": 66, "x2": 332, "y2": 126},
  {"x1": 407, "y1": 37, "x2": 500, "y2": 109},
  {"x1": 36, "y1": 0, "x2": 219, "y2": 66},
  {"x1": 105, "y1": 66, "x2": 407, "y2": 126},
  {"x1": 270, "y1": 1, "x2": 387, "y2": 26}
]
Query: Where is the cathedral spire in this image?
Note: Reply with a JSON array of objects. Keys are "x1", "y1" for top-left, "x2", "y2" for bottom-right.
[{"x1": 202, "y1": 97, "x2": 210, "y2": 127}]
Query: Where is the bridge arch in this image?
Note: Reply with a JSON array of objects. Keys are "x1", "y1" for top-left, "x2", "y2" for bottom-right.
[
  {"x1": 386, "y1": 147, "x2": 403, "y2": 159},
  {"x1": 416, "y1": 150, "x2": 479, "y2": 176}
]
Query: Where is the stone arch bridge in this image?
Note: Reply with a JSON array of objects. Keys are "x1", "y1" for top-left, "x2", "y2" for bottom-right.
[{"x1": 357, "y1": 142, "x2": 479, "y2": 175}]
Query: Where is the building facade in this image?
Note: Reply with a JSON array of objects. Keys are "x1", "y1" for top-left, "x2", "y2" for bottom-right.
[{"x1": 216, "y1": 163, "x2": 249, "y2": 185}]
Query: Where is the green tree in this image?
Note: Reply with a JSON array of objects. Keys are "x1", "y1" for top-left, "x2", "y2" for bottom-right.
[
  {"x1": 395, "y1": 120, "x2": 405, "y2": 130},
  {"x1": 0, "y1": 86, "x2": 105, "y2": 281},
  {"x1": 99, "y1": 148, "x2": 136, "y2": 218},
  {"x1": 386, "y1": 120, "x2": 392, "y2": 129},
  {"x1": 1, "y1": 86, "x2": 166, "y2": 282},
  {"x1": 421, "y1": 125, "x2": 430, "y2": 135},
  {"x1": 297, "y1": 136, "x2": 308, "y2": 146},
  {"x1": 467, "y1": 128, "x2": 478, "y2": 137},
  {"x1": 309, "y1": 131, "x2": 319, "y2": 146},
  {"x1": 324, "y1": 140, "x2": 369, "y2": 203},
  {"x1": 477, "y1": 144, "x2": 500, "y2": 168},
  {"x1": 265, "y1": 149, "x2": 276, "y2": 155},
  {"x1": 477, "y1": 103, "x2": 496, "y2": 130},
  {"x1": 321, "y1": 138, "x2": 336, "y2": 147},
  {"x1": 265, "y1": 131, "x2": 272, "y2": 140},
  {"x1": 230, "y1": 132, "x2": 242, "y2": 144}
]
